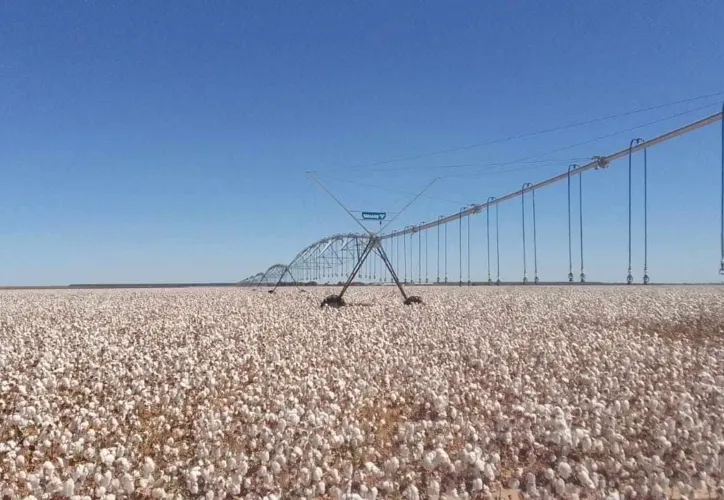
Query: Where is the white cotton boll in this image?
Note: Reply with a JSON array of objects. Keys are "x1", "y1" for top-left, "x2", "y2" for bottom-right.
[
  {"x1": 434, "y1": 448, "x2": 450, "y2": 466},
  {"x1": 24, "y1": 471, "x2": 38, "y2": 490},
  {"x1": 403, "y1": 485, "x2": 419, "y2": 500},
  {"x1": 651, "y1": 483, "x2": 665, "y2": 499},
  {"x1": 316, "y1": 480, "x2": 326, "y2": 496},
  {"x1": 62, "y1": 478, "x2": 75, "y2": 497},
  {"x1": 557, "y1": 462, "x2": 572, "y2": 480},
  {"x1": 47, "y1": 477, "x2": 63, "y2": 494},
  {"x1": 427, "y1": 479, "x2": 440, "y2": 500},
  {"x1": 577, "y1": 466, "x2": 595, "y2": 490},
  {"x1": 142, "y1": 457, "x2": 155, "y2": 477},
  {"x1": 484, "y1": 463, "x2": 495, "y2": 482},
  {"x1": 423, "y1": 452, "x2": 436, "y2": 471},
  {"x1": 330, "y1": 468, "x2": 341, "y2": 484},
  {"x1": 472, "y1": 478, "x2": 482, "y2": 492},
  {"x1": 313, "y1": 467, "x2": 323, "y2": 482},
  {"x1": 151, "y1": 487, "x2": 165, "y2": 498},
  {"x1": 501, "y1": 431, "x2": 512, "y2": 445},
  {"x1": 100, "y1": 470, "x2": 112, "y2": 489},
  {"x1": 581, "y1": 435, "x2": 592, "y2": 453},
  {"x1": 42, "y1": 461, "x2": 55, "y2": 476},
  {"x1": 121, "y1": 473, "x2": 134, "y2": 493},
  {"x1": 289, "y1": 412, "x2": 300, "y2": 427},
  {"x1": 300, "y1": 467, "x2": 311, "y2": 486},
  {"x1": 385, "y1": 457, "x2": 399, "y2": 475},
  {"x1": 343, "y1": 462, "x2": 354, "y2": 479}
]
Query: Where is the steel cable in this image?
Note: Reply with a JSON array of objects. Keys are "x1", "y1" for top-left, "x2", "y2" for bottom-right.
[{"x1": 323, "y1": 91, "x2": 724, "y2": 172}]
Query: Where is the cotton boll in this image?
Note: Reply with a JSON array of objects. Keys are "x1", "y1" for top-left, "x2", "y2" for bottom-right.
[
  {"x1": 577, "y1": 466, "x2": 595, "y2": 490},
  {"x1": 316, "y1": 480, "x2": 326, "y2": 496},
  {"x1": 557, "y1": 462, "x2": 572, "y2": 480},
  {"x1": 142, "y1": 457, "x2": 155, "y2": 478},
  {"x1": 385, "y1": 457, "x2": 400, "y2": 476},
  {"x1": 120, "y1": 473, "x2": 134, "y2": 494},
  {"x1": 403, "y1": 485, "x2": 419, "y2": 500}
]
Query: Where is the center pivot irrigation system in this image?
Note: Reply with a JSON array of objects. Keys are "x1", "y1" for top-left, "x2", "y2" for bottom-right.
[{"x1": 245, "y1": 107, "x2": 724, "y2": 307}]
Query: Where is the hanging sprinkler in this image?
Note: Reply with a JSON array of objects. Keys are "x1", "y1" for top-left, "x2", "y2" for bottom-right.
[
  {"x1": 579, "y1": 172, "x2": 586, "y2": 284},
  {"x1": 486, "y1": 197, "x2": 495, "y2": 285},
  {"x1": 495, "y1": 201, "x2": 501, "y2": 286},
  {"x1": 642, "y1": 146, "x2": 650, "y2": 285},
  {"x1": 520, "y1": 185, "x2": 528, "y2": 285},
  {"x1": 436, "y1": 216, "x2": 443, "y2": 283},
  {"x1": 720, "y1": 102, "x2": 724, "y2": 276},
  {"x1": 523, "y1": 184, "x2": 539, "y2": 284},
  {"x1": 567, "y1": 165, "x2": 577, "y2": 283},
  {"x1": 627, "y1": 138, "x2": 644, "y2": 285},
  {"x1": 458, "y1": 206, "x2": 467, "y2": 286}
]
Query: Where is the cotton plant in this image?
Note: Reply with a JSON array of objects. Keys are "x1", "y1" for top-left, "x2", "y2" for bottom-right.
[{"x1": 0, "y1": 286, "x2": 722, "y2": 498}]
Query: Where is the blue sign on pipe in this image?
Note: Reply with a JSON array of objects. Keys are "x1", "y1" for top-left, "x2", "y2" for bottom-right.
[{"x1": 361, "y1": 212, "x2": 387, "y2": 220}]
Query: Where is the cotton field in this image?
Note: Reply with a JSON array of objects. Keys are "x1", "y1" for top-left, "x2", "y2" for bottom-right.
[{"x1": 1, "y1": 286, "x2": 723, "y2": 500}]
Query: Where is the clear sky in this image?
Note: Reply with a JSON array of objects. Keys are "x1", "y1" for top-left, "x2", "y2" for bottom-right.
[{"x1": 1, "y1": 1, "x2": 723, "y2": 285}]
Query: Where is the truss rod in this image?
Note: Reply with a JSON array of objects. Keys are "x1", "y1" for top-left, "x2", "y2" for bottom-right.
[{"x1": 379, "y1": 111, "x2": 723, "y2": 240}]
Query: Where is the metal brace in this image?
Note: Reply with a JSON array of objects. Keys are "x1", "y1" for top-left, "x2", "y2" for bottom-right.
[{"x1": 592, "y1": 156, "x2": 610, "y2": 170}]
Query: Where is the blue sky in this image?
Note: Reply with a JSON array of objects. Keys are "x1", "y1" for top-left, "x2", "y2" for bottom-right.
[{"x1": 1, "y1": 1, "x2": 723, "y2": 285}]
